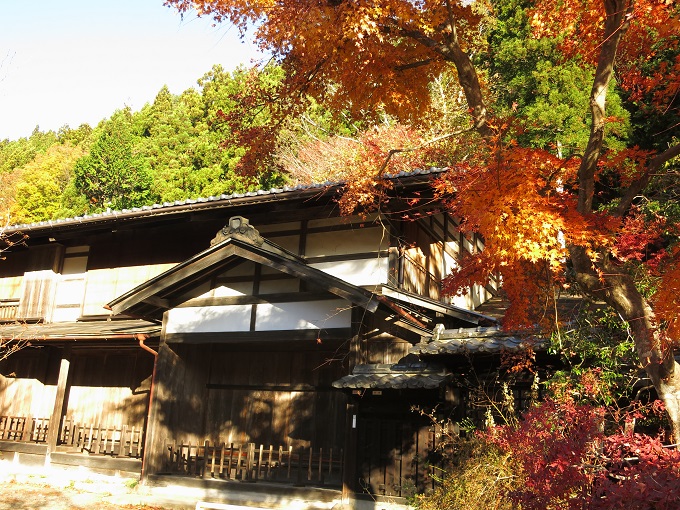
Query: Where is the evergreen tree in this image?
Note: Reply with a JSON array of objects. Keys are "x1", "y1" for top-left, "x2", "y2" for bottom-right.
[{"x1": 72, "y1": 108, "x2": 152, "y2": 211}]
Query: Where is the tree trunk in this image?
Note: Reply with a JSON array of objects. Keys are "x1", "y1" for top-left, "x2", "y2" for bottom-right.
[{"x1": 570, "y1": 245, "x2": 680, "y2": 440}]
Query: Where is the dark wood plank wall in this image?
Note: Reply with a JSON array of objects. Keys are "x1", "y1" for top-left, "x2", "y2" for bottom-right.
[
  {"x1": 0, "y1": 349, "x2": 57, "y2": 419},
  {"x1": 204, "y1": 345, "x2": 348, "y2": 450},
  {"x1": 145, "y1": 340, "x2": 350, "y2": 474},
  {"x1": 356, "y1": 411, "x2": 436, "y2": 497},
  {"x1": 363, "y1": 332, "x2": 413, "y2": 365}
]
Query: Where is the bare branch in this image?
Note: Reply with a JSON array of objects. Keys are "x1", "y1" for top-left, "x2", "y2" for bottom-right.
[{"x1": 375, "y1": 128, "x2": 473, "y2": 176}]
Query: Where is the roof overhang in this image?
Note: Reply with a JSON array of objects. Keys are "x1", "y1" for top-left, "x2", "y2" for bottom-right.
[
  {"x1": 3, "y1": 168, "x2": 445, "y2": 239},
  {"x1": 379, "y1": 285, "x2": 498, "y2": 327},
  {"x1": 410, "y1": 326, "x2": 545, "y2": 356},
  {"x1": 0, "y1": 319, "x2": 161, "y2": 343}
]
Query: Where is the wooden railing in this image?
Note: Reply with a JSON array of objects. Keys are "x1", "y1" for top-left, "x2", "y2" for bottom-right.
[
  {"x1": 60, "y1": 419, "x2": 144, "y2": 458},
  {"x1": 0, "y1": 299, "x2": 20, "y2": 321},
  {"x1": 0, "y1": 416, "x2": 49, "y2": 442},
  {"x1": 0, "y1": 415, "x2": 143, "y2": 458},
  {"x1": 166, "y1": 440, "x2": 342, "y2": 487}
]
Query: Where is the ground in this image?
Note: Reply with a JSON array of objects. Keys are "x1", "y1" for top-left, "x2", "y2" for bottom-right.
[
  {"x1": 0, "y1": 476, "x2": 166, "y2": 510},
  {"x1": 0, "y1": 462, "x2": 174, "y2": 510}
]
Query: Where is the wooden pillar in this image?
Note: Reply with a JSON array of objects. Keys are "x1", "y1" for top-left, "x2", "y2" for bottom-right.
[
  {"x1": 141, "y1": 332, "x2": 176, "y2": 479},
  {"x1": 342, "y1": 400, "x2": 359, "y2": 507},
  {"x1": 141, "y1": 311, "x2": 210, "y2": 479},
  {"x1": 342, "y1": 314, "x2": 363, "y2": 507},
  {"x1": 46, "y1": 345, "x2": 72, "y2": 461},
  {"x1": 140, "y1": 344, "x2": 159, "y2": 480}
]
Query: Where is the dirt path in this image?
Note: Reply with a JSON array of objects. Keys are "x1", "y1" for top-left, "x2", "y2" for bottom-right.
[
  {"x1": 0, "y1": 469, "x2": 167, "y2": 510},
  {"x1": 0, "y1": 479, "x2": 152, "y2": 510}
]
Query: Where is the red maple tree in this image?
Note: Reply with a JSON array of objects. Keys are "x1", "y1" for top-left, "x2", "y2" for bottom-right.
[{"x1": 165, "y1": 0, "x2": 680, "y2": 437}]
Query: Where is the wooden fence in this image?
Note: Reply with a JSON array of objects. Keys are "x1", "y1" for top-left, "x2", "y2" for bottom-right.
[
  {"x1": 0, "y1": 298, "x2": 19, "y2": 321},
  {"x1": 165, "y1": 440, "x2": 342, "y2": 487},
  {"x1": 0, "y1": 415, "x2": 144, "y2": 458},
  {"x1": 59, "y1": 419, "x2": 144, "y2": 457},
  {"x1": 0, "y1": 416, "x2": 49, "y2": 442}
]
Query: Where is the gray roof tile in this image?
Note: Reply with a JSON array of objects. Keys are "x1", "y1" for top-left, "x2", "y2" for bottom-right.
[
  {"x1": 7, "y1": 168, "x2": 446, "y2": 232},
  {"x1": 332, "y1": 360, "x2": 449, "y2": 390},
  {"x1": 410, "y1": 325, "x2": 546, "y2": 355}
]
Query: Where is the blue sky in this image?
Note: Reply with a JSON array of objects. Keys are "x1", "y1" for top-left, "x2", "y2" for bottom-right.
[{"x1": 0, "y1": 0, "x2": 264, "y2": 141}]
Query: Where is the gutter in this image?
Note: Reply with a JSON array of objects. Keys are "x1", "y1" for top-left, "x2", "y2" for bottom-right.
[{"x1": 137, "y1": 333, "x2": 158, "y2": 357}]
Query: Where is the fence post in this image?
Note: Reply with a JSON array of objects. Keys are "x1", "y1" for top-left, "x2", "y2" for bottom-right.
[
  {"x1": 266, "y1": 445, "x2": 273, "y2": 480},
  {"x1": 20, "y1": 418, "x2": 33, "y2": 442},
  {"x1": 295, "y1": 446, "x2": 305, "y2": 486},
  {"x1": 255, "y1": 444, "x2": 264, "y2": 481},
  {"x1": 318, "y1": 447, "x2": 324, "y2": 485},
  {"x1": 245, "y1": 443, "x2": 255, "y2": 482}
]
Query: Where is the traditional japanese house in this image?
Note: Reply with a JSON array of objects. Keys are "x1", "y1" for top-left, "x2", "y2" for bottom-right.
[{"x1": 0, "y1": 170, "x2": 505, "y2": 507}]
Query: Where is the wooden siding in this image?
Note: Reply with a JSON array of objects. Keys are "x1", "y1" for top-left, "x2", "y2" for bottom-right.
[
  {"x1": 397, "y1": 213, "x2": 497, "y2": 308},
  {"x1": 364, "y1": 334, "x2": 413, "y2": 365},
  {"x1": 0, "y1": 350, "x2": 57, "y2": 419},
  {"x1": 144, "y1": 340, "x2": 349, "y2": 475},
  {"x1": 204, "y1": 347, "x2": 347, "y2": 449},
  {"x1": 0, "y1": 348, "x2": 153, "y2": 432},
  {"x1": 16, "y1": 270, "x2": 59, "y2": 320},
  {"x1": 66, "y1": 350, "x2": 153, "y2": 428},
  {"x1": 357, "y1": 412, "x2": 438, "y2": 497}
]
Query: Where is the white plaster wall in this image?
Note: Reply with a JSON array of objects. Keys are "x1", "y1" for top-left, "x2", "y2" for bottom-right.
[
  {"x1": 165, "y1": 299, "x2": 350, "y2": 334},
  {"x1": 255, "y1": 299, "x2": 351, "y2": 331},
  {"x1": 306, "y1": 227, "x2": 387, "y2": 258},
  {"x1": 166, "y1": 305, "x2": 252, "y2": 333},
  {"x1": 310, "y1": 257, "x2": 389, "y2": 286}
]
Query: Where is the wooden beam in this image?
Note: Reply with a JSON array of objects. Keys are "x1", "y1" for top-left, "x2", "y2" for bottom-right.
[
  {"x1": 164, "y1": 328, "x2": 352, "y2": 345},
  {"x1": 176, "y1": 291, "x2": 340, "y2": 308},
  {"x1": 305, "y1": 250, "x2": 389, "y2": 264},
  {"x1": 205, "y1": 383, "x2": 336, "y2": 392},
  {"x1": 141, "y1": 296, "x2": 171, "y2": 310}
]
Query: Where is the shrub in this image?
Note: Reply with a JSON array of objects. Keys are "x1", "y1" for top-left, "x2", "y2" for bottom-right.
[
  {"x1": 417, "y1": 398, "x2": 680, "y2": 510},
  {"x1": 414, "y1": 436, "x2": 518, "y2": 510}
]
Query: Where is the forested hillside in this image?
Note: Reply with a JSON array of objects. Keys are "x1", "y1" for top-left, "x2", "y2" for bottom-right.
[{"x1": 0, "y1": 64, "x2": 287, "y2": 224}]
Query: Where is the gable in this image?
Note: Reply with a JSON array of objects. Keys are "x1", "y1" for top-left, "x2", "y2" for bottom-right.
[
  {"x1": 106, "y1": 222, "x2": 378, "y2": 319},
  {"x1": 106, "y1": 217, "x2": 429, "y2": 341}
]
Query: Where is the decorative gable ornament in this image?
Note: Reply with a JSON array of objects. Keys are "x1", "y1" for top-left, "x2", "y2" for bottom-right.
[{"x1": 210, "y1": 216, "x2": 264, "y2": 247}]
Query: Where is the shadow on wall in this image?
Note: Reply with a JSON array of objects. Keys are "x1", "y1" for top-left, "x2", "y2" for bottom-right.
[{"x1": 151, "y1": 341, "x2": 348, "y2": 451}]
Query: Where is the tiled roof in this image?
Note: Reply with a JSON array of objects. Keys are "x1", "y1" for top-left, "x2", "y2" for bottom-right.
[
  {"x1": 410, "y1": 326, "x2": 545, "y2": 355},
  {"x1": 0, "y1": 319, "x2": 161, "y2": 341},
  {"x1": 332, "y1": 360, "x2": 449, "y2": 390},
  {"x1": 6, "y1": 168, "x2": 446, "y2": 233}
]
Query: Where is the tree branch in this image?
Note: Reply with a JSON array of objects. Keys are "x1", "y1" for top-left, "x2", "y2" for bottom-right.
[
  {"x1": 577, "y1": 0, "x2": 634, "y2": 214},
  {"x1": 375, "y1": 128, "x2": 473, "y2": 176},
  {"x1": 615, "y1": 141, "x2": 680, "y2": 216},
  {"x1": 395, "y1": 59, "x2": 434, "y2": 72}
]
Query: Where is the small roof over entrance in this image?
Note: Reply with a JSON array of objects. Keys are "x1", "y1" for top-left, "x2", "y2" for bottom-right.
[{"x1": 332, "y1": 355, "x2": 449, "y2": 390}]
